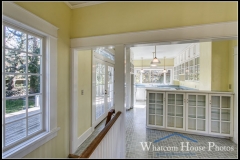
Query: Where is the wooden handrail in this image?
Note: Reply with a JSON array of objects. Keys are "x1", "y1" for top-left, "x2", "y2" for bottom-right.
[
  {"x1": 68, "y1": 154, "x2": 80, "y2": 158},
  {"x1": 68, "y1": 111, "x2": 121, "y2": 158},
  {"x1": 105, "y1": 109, "x2": 115, "y2": 126}
]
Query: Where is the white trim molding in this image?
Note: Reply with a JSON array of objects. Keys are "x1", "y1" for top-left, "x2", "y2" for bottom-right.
[
  {"x1": 71, "y1": 21, "x2": 237, "y2": 48},
  {"x1": 64, "y1": 2, "x2": 107, "y2": 9},
  {"x1": 2, "y1": 1, "x2": 59, "y2": 158},
  {"x1": 2, "y1": 128, "x2": 60, "y2": 158},
  {"x1": 76, "y1": 127, "x2": 93, "y2": 151},
  {"x1": 233, "y1": 46, "x2": 238, "y2": 144},
  {"x1": 3, "y1": 2, "x2": 58, "y2": 38},
  {"x1": 70, "y1": 48, "x2": 79, "y2": 153}
]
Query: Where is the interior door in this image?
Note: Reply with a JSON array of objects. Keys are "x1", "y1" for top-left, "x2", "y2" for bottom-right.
[{"x1": 94, "y1": 59, "x2": 114, "y2": 127}]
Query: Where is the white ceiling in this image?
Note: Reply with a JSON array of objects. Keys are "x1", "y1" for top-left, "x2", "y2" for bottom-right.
[
  {"x1": 66, "y1": 1, "x2": 106, "y2": 9},
  {"x1": 131, "y1": 43, "x2": 193, "y2": 60}
]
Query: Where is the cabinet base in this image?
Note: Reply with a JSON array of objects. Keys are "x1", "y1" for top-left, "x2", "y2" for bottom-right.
[{"x1": 146, "y1": 125, "x2": 232, "y2": 139}]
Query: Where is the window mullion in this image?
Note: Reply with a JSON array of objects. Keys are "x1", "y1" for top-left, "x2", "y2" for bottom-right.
[
  {"x1": 26, "y1": 33, "x2": 29, "y2": 137},
  {"x1": 3, "y1": 24, "x2": 6, "y2": 148}
]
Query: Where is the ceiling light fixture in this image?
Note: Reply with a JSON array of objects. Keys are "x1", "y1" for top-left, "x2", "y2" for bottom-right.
[
  {"x1": 163, "y1": 56, "x2": 167, "y2": 73},
  {"x1": 150, "y1": 52, "x2": 157, "y2": 67},
  {"x1": 140, "y1": 57, "x2": 144, "y2": 73},
  {"x1": 151, "y1": 45, "x2": 160, "y2": 65}
]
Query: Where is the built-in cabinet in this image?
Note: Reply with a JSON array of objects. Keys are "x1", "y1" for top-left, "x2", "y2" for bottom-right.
[
  {"x1": 146, "y1": 90, "x2": 233, "y2": 137},
  {"x1": 166, "y1": 93, "x2": 185, "y2": 130},
  {"x1": 147, "y1": 92, "x2": 165, "y2": 127},
  {"x1": 209, "y1": 94, "x2": 233, "y2": 136},
  {"x1": 186, "y1": 93, "x2": 208, "y2": 133},
  {"x1": 174, "y1": 43, "x2": 200, "y2": 81}
]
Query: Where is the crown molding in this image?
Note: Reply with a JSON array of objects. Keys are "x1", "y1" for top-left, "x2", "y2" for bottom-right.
[
  {"x1": 64, "y1": 1, "x2": 73, "y2": 9},
  {"x1": 3, "y1": 2, "x2": 58, "y2": 38},
  {"x1": 64, "y1": 2, "x2": 107, "y2": 9}
]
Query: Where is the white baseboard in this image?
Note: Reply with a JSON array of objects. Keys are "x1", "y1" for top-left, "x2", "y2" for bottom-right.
[{"x1": 76, "y1": 127, "x2": 93, "y2": 151}]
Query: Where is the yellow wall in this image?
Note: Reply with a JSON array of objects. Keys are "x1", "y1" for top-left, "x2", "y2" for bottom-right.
[
  {"x1": 179, "y1": 81, "x2": 199, "y2": 89},
  {"x1": 71, "y1": 2, "x2": 237, "y2": 38},
  {"x1": 14, "y1": 2, "x2": 72, "y2": 158},
  {"x1": 133, "y1": 58, "x2": 174, "y2": 67},
  {"x1": 78, "y1": 50, "x2": 92, "y2": 137},
  {"x1": 7, "y1": 1, "x2": 237, "y2": 158},
  {"x1": 176, "y1": 40, "x2": 237, "y2": 91},
  {"x1": 198, "y1": 42, "x2": 212, "y2": 90},
  {"x1": 228, "y1": 40, "x2": 238, "y2": 92},
  {"x1": 211, "y1": 41, "x2": 230, "y2": 91},
  {"x1": 173, "y1": 80, "x2": 180, "y2": 85}
]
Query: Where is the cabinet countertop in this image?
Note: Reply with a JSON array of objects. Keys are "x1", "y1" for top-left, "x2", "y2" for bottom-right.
[{"x1": 146, "y1": 88, "x2": 234, "y2": 94}]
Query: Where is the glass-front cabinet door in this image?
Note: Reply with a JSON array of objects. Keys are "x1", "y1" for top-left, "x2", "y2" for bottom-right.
[
  {"x1": 166, "y1": 92, "x2": 185, "y2": 131},
  {"x1": 147, "y1": 91, "x2": 165, "y2": 128},
  {"x1": 186, "y1": 93, "x2": 208, "y2": 133},
  {"x1": 209, "y1": 94, "x2": 233, "y2": 136}
]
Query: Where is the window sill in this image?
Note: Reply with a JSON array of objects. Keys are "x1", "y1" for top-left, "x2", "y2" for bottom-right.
[{"x1": 2, "y1": 127, "x2": 60, "y2": 158}]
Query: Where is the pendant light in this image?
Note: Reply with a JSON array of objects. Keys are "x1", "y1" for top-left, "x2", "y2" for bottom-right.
[
  {"x1": 140, "y1": 57, "x2": 144, "y2": 73},
  {"x1": 150, "y1": 52, "x2": 157, "y2": 67},
  {"x1": 151, "y1": 45, "x2": 160, "y2": 64},
  {"x1": 163, "y1": 56, "x2": 167, "y2": 73}
]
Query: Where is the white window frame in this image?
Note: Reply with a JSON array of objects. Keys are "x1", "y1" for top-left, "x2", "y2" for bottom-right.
[
  {"x1": 134, "y1": 67, "x2": 173, "y2": 85},
  {"x1": 2, "y1": 2, "x2": 59, "y2": 158}
]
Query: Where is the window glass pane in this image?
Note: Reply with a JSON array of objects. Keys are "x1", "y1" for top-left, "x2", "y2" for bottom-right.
[
  {"x1": 135, "y1": 70, "x2": 141, "y2": 83},
  {"x1": 5, "y1": 98, "x2": 26, "y2": 123},
  {"x1": 28, "y1": 55, "x2": 41, "y2": 74},
  {"x1": 142, "y1": 70, "x2": 150, "y2": 83},
  {"x1": 96, "y1": 63, "x2": 105, "y2": 120},
  {"x1": 5, "y1": 26, "x2": 26, "y2": 51},
  {"x1": 28, "y1": 114, "x2": 42, "y2": 135},
  {"x1": 28, "y1": 35, "x2": 41, "y2": 54},
  {"x1": 5, "y1": 75, "x2": 26, "y2": 97},
  {"x1": 166, "y1": 70, "x2": 171, "y2": 84},
  {"x1": 5, "y1": 119, "x2": 26, "y2": 146},
  {"x1": 5, "y1": 49, "x2": 26, "y2": 73},
  {"x1": 28, "y1": 95, "x2": 41, "y2": 116},
  {"x1": 151, "y1": 70, "x2": 163, "y2": 83},
  {"x1": 28, "y1": 75, "x2": 41, "y2": 94},
  {"x1": 108, "y1": 66, "x2": 114, "y2": 109},
  {"x1": 94, "y1": 48, "x2": 115, "y2": 61}
]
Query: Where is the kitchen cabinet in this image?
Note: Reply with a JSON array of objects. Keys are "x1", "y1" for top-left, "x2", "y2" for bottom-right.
[
  {"x1": 147, "y1": 92, "x2": 165, "y2": 127},
  {"x1": 186, "y1": 93, "x2": 208, "y2": 133},
  {"x1": 166, "y1": 92, "x2": 185, "y2": 131},
  {"x1": 209, "y1": 94, "x2": 233, "y2": 136},
  {"x1": 146, "y1": 89, "x2": 234, "y2": 138}
]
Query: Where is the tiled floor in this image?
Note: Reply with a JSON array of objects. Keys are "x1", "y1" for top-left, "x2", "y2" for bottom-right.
[
  {"x1": 74, "y1": 101, "x2": 238, "y2": 158},
  {"x1": 125, "y1": 101, "x2": 238, "y2": 158}
]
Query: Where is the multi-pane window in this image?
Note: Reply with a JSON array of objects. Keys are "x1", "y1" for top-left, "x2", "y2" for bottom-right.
[
  {"x1": 107, "y1": 66, "x2": 114, "y2": 110},
  {"x1": 2, "y1": 24, "x2": 43, "y2": 150},
  {"x1": 95, "y1": 63, "x2": 105, "y2": 119},
  {"x1": 135, "y1": 69, "x2": 172, "y2": 84},
  {"x1": 166, "y1": 70, "x2": 171, "y2": 84},
  {"x1": 151, "y1": 70, "x2": 163, "y2": 83},
  {"x1": 135, "y1": 70, "x2": 141, "y2": 83},
  {"x1": 142, "y1": 70, "x2": 151, "y2": 83},
  {"x1": 94, "y1": 48, "x2": 115, "y2": 61}
]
